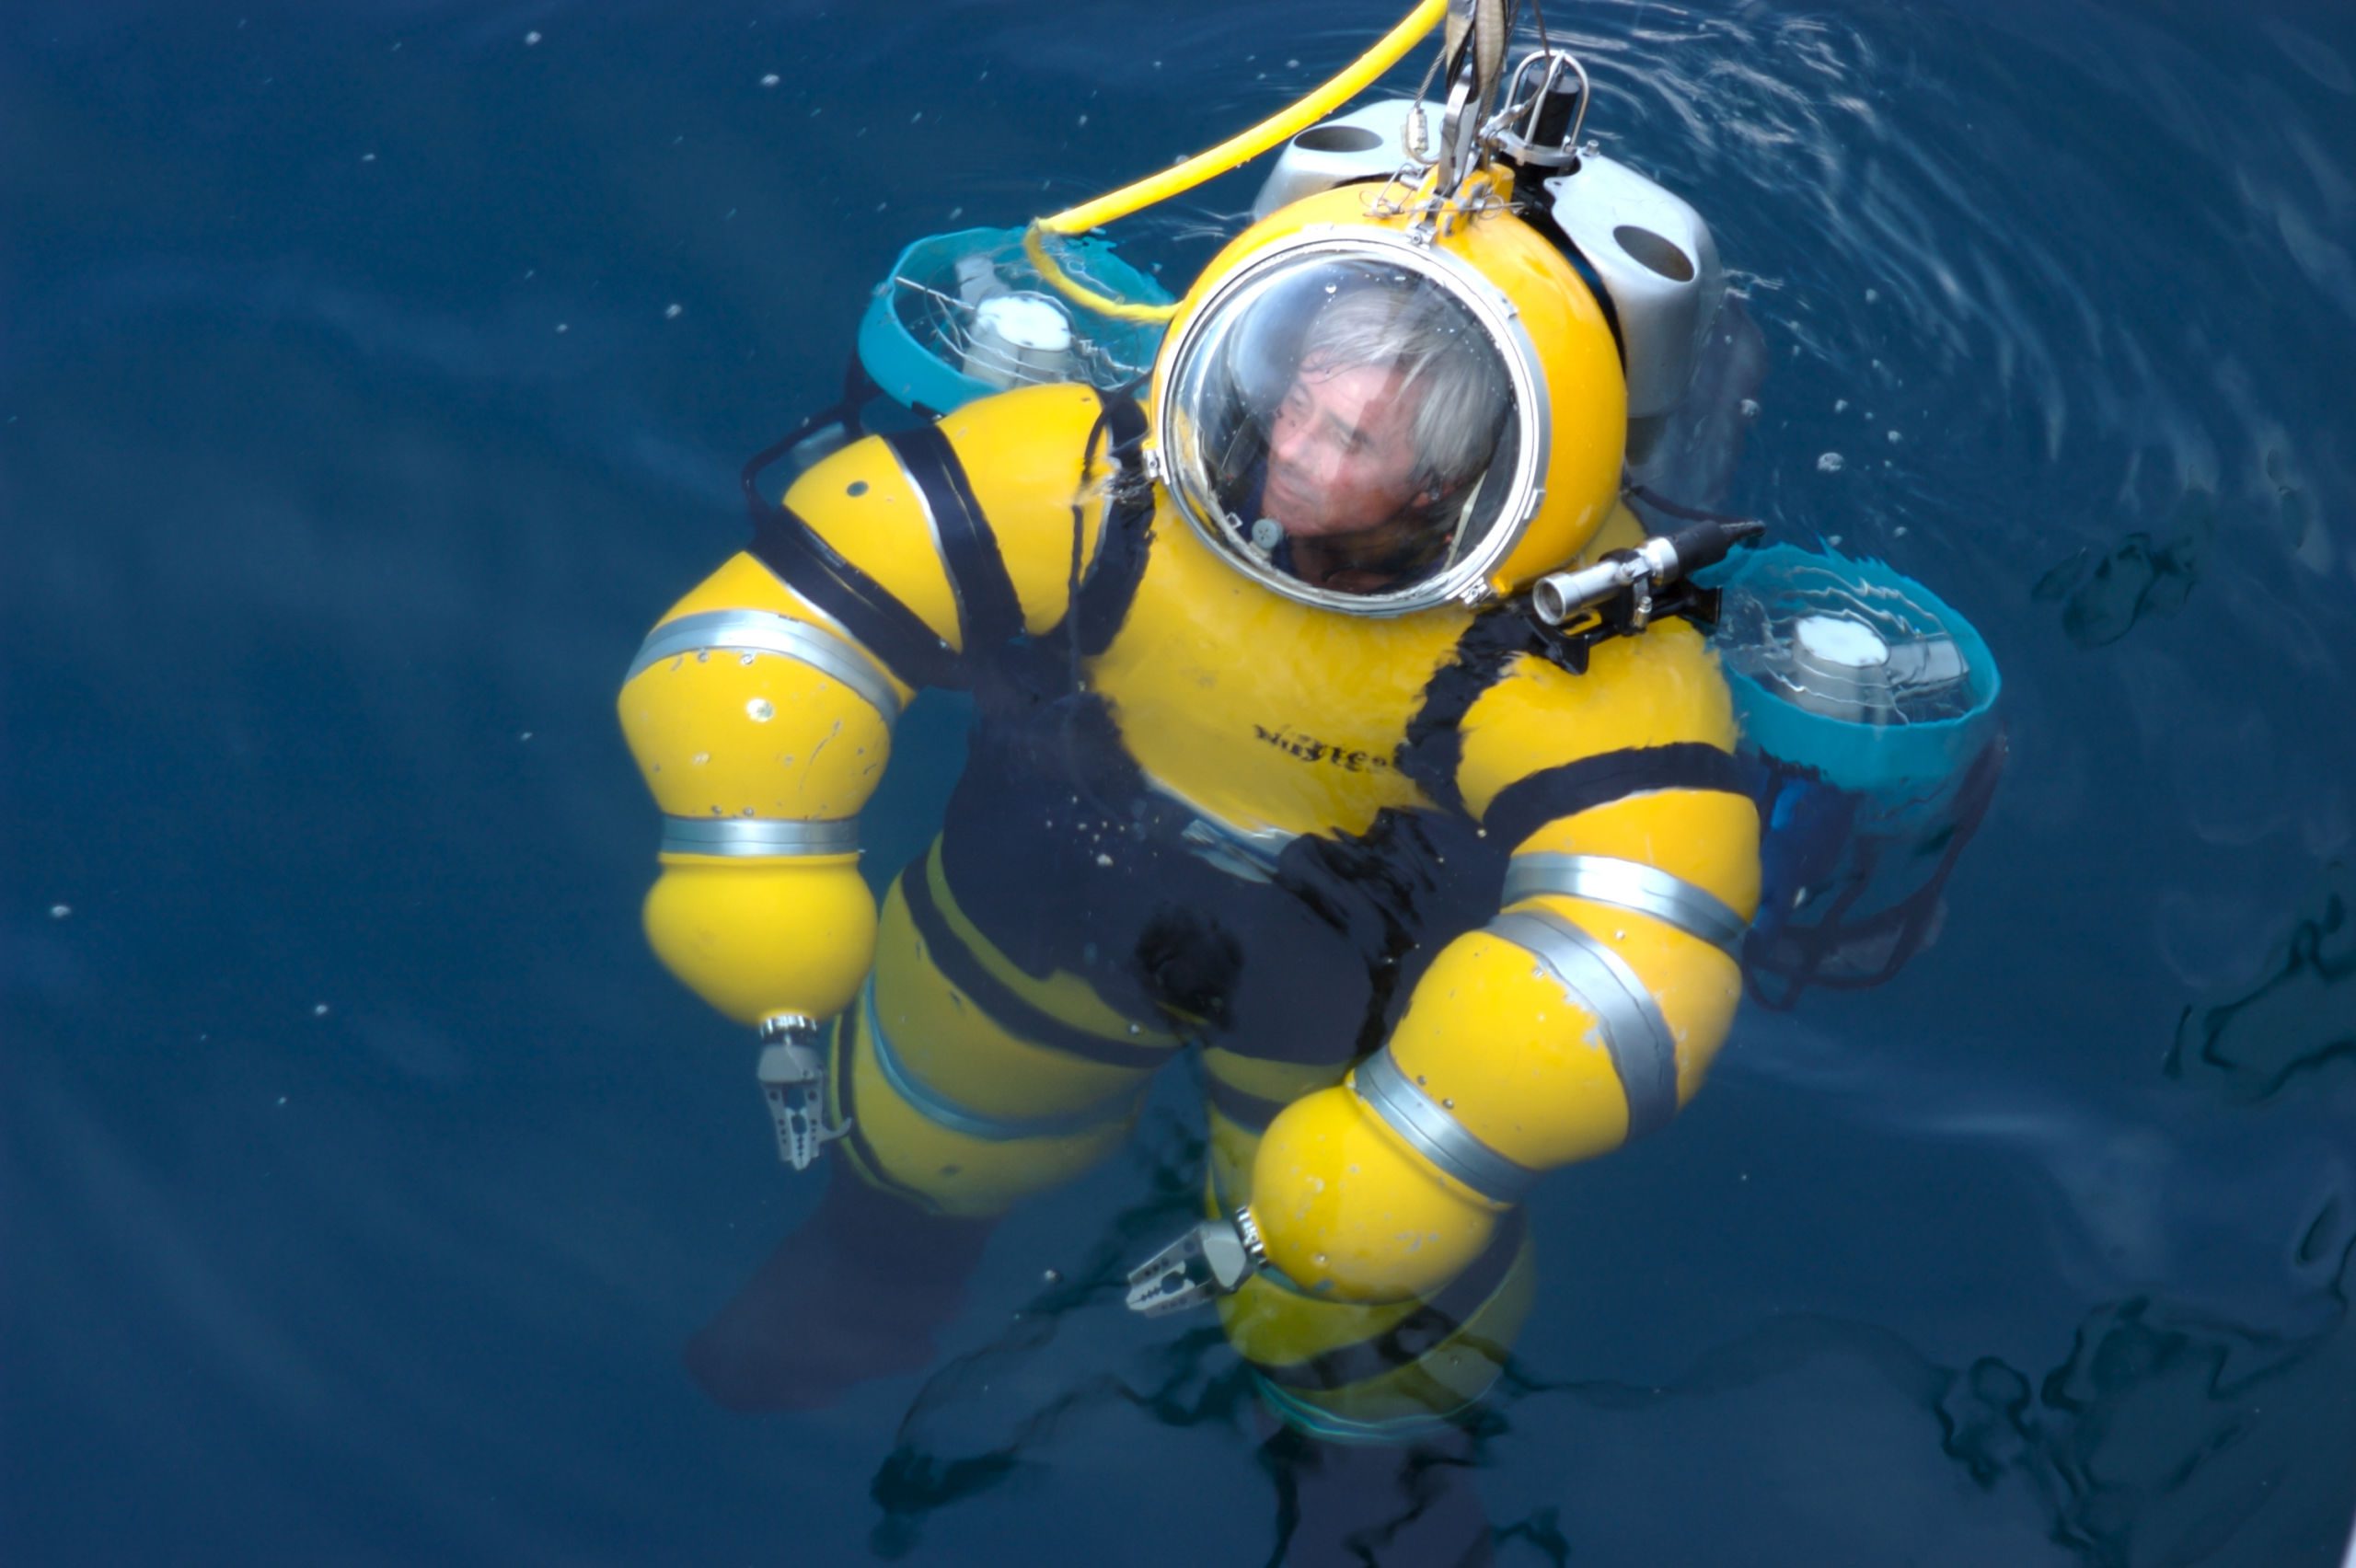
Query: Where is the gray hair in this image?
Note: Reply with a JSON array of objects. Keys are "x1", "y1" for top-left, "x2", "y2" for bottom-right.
[{"x1": 1294, "y1": 282, "x2": 1510, "y2": 499}]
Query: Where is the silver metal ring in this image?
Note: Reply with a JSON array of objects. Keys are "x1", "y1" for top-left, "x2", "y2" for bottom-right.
[
  {"x1": 627, "y1": 609, "x2": 902, "y2": 726},
  {"x1": 860, "y1": 978, "x2": 1134, "y2": 1143},
  {"x1": 1485, "y1": 908, "x2": 1680, "y2": 1140},
  {"x1": 1501, "y1": 853, "x2": 1748, "y2": 958},
  {"x1": 661, "y1": 815, "x2": 860, "y2": 857},
  {"x1": 1354, "y1": 1047, "x2": 1538, "y2": 1205}
]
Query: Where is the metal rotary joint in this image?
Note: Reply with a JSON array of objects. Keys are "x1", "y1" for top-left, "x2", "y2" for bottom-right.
[{"x1": 756, "y1": 1013, "x2": 852, "y2": 1171}]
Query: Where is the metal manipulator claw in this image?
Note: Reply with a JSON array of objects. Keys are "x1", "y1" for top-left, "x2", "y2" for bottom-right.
[
  {"x1": 1124, "y1": 1207, "x2": 1267, "y2": 1316},
  {"x1": 756, "y1": 1013, "x2": 852, "y2": 1171}
]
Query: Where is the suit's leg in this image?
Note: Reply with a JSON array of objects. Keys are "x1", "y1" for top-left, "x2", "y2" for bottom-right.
[{"x1": 687, "y1": 836, "x2": 1184, "y2": 1412}]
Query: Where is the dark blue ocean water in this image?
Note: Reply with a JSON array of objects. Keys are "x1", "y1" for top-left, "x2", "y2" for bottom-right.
[{"x1": 6, "y1": 1, "x2": 2356, "y2": 1562}]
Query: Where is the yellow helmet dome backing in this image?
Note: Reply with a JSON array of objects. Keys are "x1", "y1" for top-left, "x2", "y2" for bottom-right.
[{"x1": 1152, "y1": 181, "x2": 1626, "y2": 614}]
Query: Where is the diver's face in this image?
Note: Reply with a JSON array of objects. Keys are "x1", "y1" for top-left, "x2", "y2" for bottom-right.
[{"x1": 1263, "y1": 361, "x2": 1426, "y2": 539}]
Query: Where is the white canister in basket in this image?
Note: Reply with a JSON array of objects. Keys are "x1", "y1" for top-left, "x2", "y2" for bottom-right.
[{"x1": 960, "y1": 292, "x2": 1078, "y2": 388}]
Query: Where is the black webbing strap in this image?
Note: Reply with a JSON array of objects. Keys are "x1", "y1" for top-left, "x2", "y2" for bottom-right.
[
  {"x1": 1480, "y1": 742, "x2": 1747, "y2": 853},
  {"x1": 736, "y1": 355, "x2": 968, "y2": 692},
  {"x1": 746, "y1": 502, "x2": 962, "y2": 692},
  {"x1": 1071, "y1": 396, "x2": 1154, "y2": 658},
  {"x1": 1396, "y1": 609, "x2": 1550, "y2": 815},
  {"x1": 883, "y1": 423, "x2": 1025, "y2": 653},
  {"x1": 1200, "y1": 1066, "x2": 1297, "y2": 1133},
  {"x1": 1624, "y1": 484, "x2": 1757, "y2": 529},
  {"x1": 897, "y1": 855, "x2": 1172, "y2": 1072},
  {"x1": 737, "y1": 353, "x2": 889, "y2": 511}
]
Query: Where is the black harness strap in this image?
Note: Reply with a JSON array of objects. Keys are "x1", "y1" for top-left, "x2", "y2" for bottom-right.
[
  {"x1": 1200, "y1": 1066, "x2": 1300, "y2": 1133},
  {"x1": 898, "y1": 856, "x2": 1173, "y2": 1072},
  {"x1": 1071, "y1": 396, "x2": 1155, "y2": 658},
  {"x1": 1481, "y1": 742, "x2": 1747, "y2": 853},
  {"x1": 737, "y1": 353, "x2": 892, "y2": 508},
  {"x1": 1624, "y1": 484, "x2": 1757, "y2": 529},
  {"x1": 883, "y1": 423, "x2": 1025, "y2": 654},
  {"x1": 1397, "y1": 610, "x2": 1549, "y2": 815},
  {"x1": 747, "y1": 502, "x2": 962, "y2": 692}
]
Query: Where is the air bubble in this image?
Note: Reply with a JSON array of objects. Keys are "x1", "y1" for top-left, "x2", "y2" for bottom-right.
[
  {"x1": 746, "y1": 698, "x2": 774, "y2": 722},
  {"x1": 1817, "y1": 452, "x2": 1845, "y2": 473}
]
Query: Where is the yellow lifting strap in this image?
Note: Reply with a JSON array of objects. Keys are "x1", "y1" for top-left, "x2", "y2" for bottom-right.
[{"x1": 1023, "y1": 0, "x2": 1448, "y2": 325}]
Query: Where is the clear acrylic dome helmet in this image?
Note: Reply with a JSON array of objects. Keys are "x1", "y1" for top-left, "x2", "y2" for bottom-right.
[{"x1": 1150, "y1": 188, "x2": 1628, "y2": 616}]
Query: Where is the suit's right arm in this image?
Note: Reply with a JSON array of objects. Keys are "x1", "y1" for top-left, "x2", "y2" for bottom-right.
[{"x1": 616, "y1": 383, "x2": 1122, "y2": 1027}]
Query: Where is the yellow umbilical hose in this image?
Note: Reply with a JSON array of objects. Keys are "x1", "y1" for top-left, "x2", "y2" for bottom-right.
[{"x1": 1023, "y1": 0, "x2": 1448, "y2": 325}]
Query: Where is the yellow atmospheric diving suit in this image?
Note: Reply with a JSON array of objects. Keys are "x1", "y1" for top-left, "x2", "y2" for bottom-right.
[{"x1": 618, "y1": 177, "x2": 1760, "y2": 1440}]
